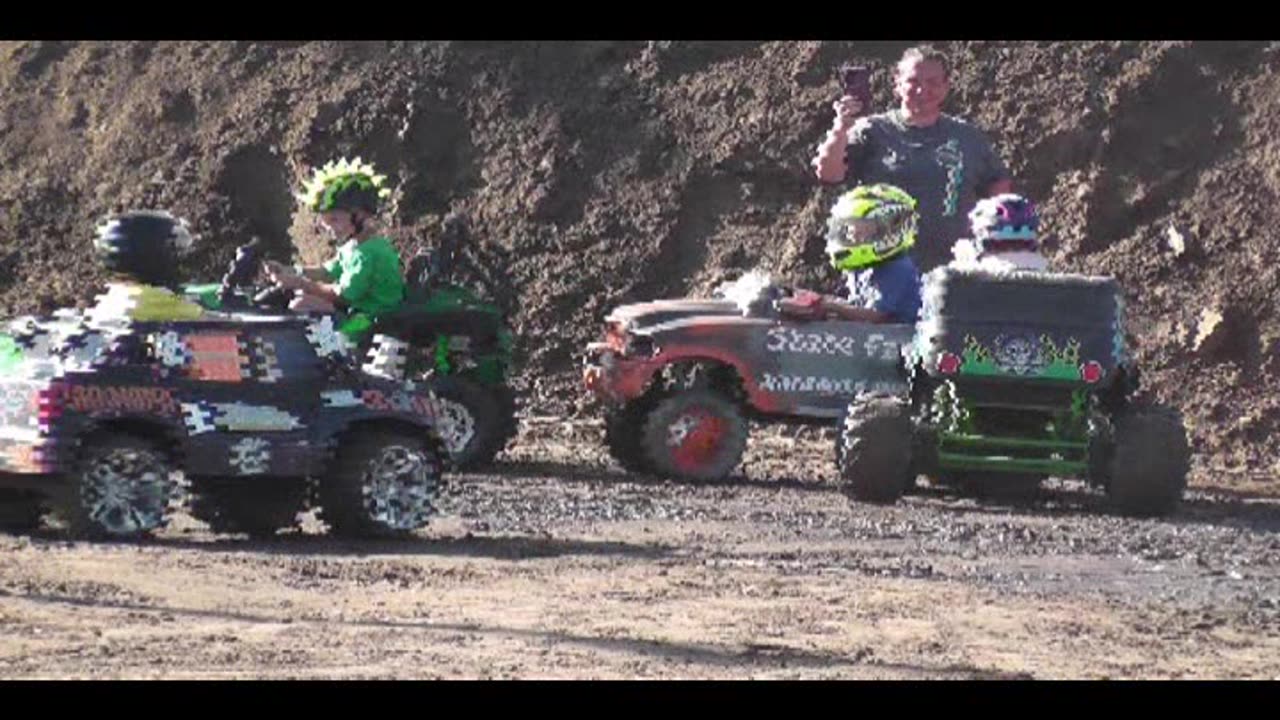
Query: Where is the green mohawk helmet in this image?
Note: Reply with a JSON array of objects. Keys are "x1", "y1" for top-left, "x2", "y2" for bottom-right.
[
  {"x1": 296, "y1": 156, "x2": 392, "y2": 214},
  {"x1": 825, "y1": 183, "x2": 918, "y2": 272}
]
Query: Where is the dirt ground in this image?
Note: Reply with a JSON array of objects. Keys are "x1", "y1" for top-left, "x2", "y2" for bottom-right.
[
  {"x1": 2, "y1": 425, "x2": 1277, "y2": 679},
  {"x1": 2, "y1": 40, "x2": 1279, "y2": 680}
]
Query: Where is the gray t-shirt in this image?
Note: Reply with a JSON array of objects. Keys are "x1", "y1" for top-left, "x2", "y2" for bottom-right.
[{"x1": 844, "y1": 110, "x2": 1010, "y2": 272}]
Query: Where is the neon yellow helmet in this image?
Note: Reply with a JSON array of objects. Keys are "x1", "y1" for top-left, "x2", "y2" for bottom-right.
[
  {"x1": 825, "y1": 184, "x2": 918, "y2": 271},
  {"x1": 296, "y1": 156, "x2": 391, "y2": 213}
]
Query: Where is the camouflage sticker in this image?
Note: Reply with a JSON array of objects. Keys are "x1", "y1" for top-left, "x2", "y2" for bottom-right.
[
  {"x1": 182, "y1": 402, "x2": 217, "y2": 435},
  {"x1": 1, "y1": 314, "x2": 128, "y2": 379},
  {"x1": 86, "y1": 284, "x2": 146, "y2": 323},
  {"x1": 320, "y1": 390, "x2": 364, "y2": 407},
  {"x1": 0, "y1": 382, "x2": 34, "y2": 415},
  {"x1": 60, "y1": 331, "x2": 113, "y2": 370},
  {"x1": 209, "y1": 403, "x2": 303, "y2": 432},
  {"x1": 253, "y1": 328, "x2": 322, "y2": 380},
  {"x1": 152, "y1": 331, "x2": 191, "y2": 368},
  {"x1": 228, "y1": 437, "x2": 271, "y2": 475},
  {"x1": 0, "y1": 382, "x2": 40, "y2": 440},
  {"x1": 247, "y1": 336, "x2": 284, "y2": 383},
  {"x1": 305, "y1": 316, "x2": 351, "y2": 358},
  {"x1": 363, "y1": 334, "x2": 411, "y2": 381}
]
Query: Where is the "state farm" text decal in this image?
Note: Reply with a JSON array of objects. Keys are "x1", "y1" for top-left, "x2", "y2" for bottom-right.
[{"x1": 765, "y1": 327, "x2": 901, "y2": 360}]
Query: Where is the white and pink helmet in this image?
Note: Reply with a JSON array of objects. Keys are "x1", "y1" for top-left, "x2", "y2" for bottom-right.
[{"x1": 968, "y1": 193, "x2": 1039, "y2": 251}]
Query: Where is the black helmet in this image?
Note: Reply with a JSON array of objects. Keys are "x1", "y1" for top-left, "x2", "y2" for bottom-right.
[{"x1": 93, "y1": 210, "x2": 194, "y2": 287}]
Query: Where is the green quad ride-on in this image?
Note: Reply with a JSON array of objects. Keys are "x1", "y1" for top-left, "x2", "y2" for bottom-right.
[
  {"x1": 184, "y1": 215, "x2": 518, "y2": 469},
  {"x1": 836, "y1": 267, "x2": 1191, "y2": 517}
]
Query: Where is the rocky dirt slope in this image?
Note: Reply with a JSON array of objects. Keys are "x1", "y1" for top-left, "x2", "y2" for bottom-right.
[{"x1": 1, "y1": 40, "x2": 1276, "y2": 485}]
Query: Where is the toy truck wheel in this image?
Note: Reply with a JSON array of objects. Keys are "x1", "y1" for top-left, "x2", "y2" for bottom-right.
[
  {"x1": 319, "y1": 430, "x2": 444, "y2": 537},
  {"x1": 604, "y1": 397, "x2": 658, "y2": 474},
  {"x1": 60, "y1": 434, "x2": 178, "y2": 539},
  {"x1": 189, "y1": 478, "x2": 306, "y2": 538},
  {"x1": 428, "y1": 376, "x2": 505, "y2": 470},
  {"x1": 837, "y1": 394, "x2": 914, "y2": 504},
  {"x1": 1105, "y1": 404, "x2": 1189, "y2": 517},
  {"x1": 640, "y1": 390, "x2": 748, "y2": 481},
  {"x1": 0, "y1": 489, "x2": 47, "y2": 532},
  {"x1": 491, "y1": 384, "x2": 520, "y2": 459}
]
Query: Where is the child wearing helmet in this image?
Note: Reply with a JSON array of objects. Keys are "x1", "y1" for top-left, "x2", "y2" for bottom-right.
[
  {"x1": 265, "y1": 157, "x2": 406, "y2": 342},
  {"x1": 89, "y1": 210, "x2": 208, "y2": 323},
  {"x1": 779, "y1": 183, "x2": 923, "y2": 324},
  {"x1": 950, "y1": 193, "x2": 1048, "y2": 273}
]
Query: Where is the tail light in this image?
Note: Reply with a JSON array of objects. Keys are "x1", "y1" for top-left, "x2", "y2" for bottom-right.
[
  {"x1": 36, "y1": 382, "x2": 66, "y2": 426},
  {"x1": 937, "y1": 352, "x2": 961, "y2": 375},
  {"x1": 1080, "y1": 361, "x2": 1104, "y2": 384}
]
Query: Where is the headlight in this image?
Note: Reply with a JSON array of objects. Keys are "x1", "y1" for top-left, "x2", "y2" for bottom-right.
[{"x1": 604, "y1": 321, "x2": 628, "y2": 352}]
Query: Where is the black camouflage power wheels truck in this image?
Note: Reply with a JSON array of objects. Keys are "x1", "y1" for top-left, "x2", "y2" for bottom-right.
[
  {"x1": 836, "y1": 267, "x2": 1190, "y2": 516},
  {"x1": 0, "y1": 302, "x2": 449, "y2": 540}
]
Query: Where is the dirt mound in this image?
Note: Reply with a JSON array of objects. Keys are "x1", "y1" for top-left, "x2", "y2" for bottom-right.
[{"x1": 1, "y1": 41, "x2": 1277, "y2": 485}]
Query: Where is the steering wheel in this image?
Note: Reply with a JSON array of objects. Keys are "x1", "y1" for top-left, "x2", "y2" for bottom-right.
[{"x1": 214, "y1": 238, "x2": 292, "y2": 312}]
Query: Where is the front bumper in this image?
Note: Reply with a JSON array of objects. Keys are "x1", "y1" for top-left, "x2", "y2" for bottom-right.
[{"x1": 582, "y1": 342, "x2": 660, "y2": 403}]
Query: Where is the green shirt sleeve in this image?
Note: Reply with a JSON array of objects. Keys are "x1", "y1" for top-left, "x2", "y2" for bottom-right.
[
  {"x1": 327, "y1": 237, "x2": 405, "y2": 315},
  {"x1": 336, "y1": 250, "x2": 373, "y2": 305},
  {"x1": 322, "y1": 254, "x2": 342, "y2": 281}
]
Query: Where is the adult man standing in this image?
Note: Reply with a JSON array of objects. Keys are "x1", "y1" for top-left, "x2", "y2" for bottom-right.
[{"x1": 813, "y1": 46, "x2": 1013, "y2": 271}]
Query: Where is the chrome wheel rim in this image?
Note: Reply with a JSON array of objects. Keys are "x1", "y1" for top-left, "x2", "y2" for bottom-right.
[
  {"x1": 435, "y1": 398, "x2": 477, "y2": 457},
  {"x1": 361, "y1": 445, "x2": 440, "y2": 531},
  {"x1": 80, "y1": 447, "x2": 173, "y2": 536}
]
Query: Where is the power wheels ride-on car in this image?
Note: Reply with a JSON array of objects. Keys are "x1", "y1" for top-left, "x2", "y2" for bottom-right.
[
  {"x1": 583, "y1": 273, "x2": 913, "y2": 481},
  {"x1": 0, "y1": 297, "x2": 449, "y2": 540},
  {"x1": 836, "y1": 267, "x2": 1190, "y2": 516},
  {"x1": 183, "y1": 215, "x2": 518, "y2": 470}
]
